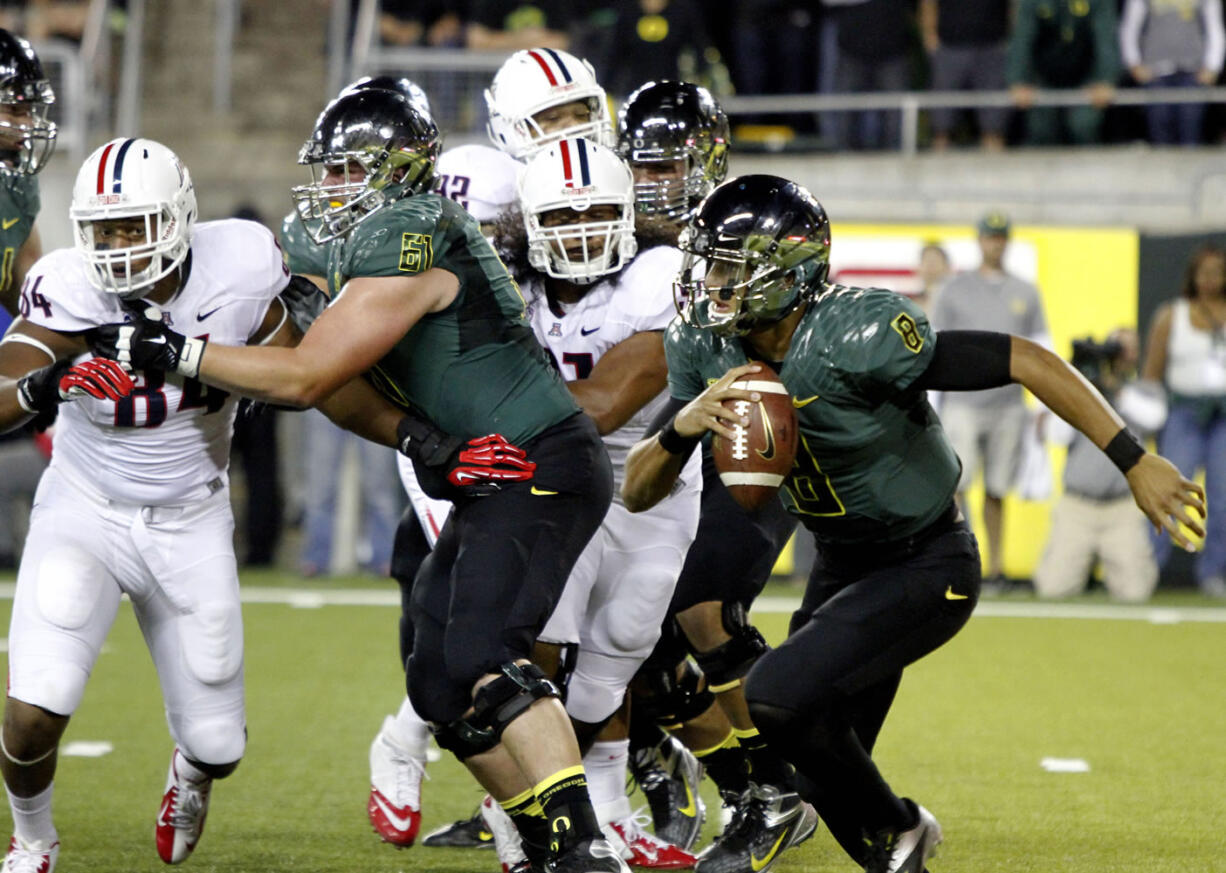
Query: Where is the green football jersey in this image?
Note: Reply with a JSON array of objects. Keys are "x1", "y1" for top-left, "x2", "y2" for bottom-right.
[
  {"x1": 0, "y1": 173, "x2": 38, "y2": 298},
  {"x1": 279, "y1": 210, "x2": 331, "y2": 278},
  {"x1": 666, "y1": 285, "x2": 961, "y2": 545},
  {"x1": 329, "y1": 193, "x2": 579, "y2": 445}
]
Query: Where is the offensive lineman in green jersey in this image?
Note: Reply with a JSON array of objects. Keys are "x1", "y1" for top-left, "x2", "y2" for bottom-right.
[
  {"x1": 622, "y1": 176, "x2": 1205, "y2": 873},
  {"x1": 0, "y1": 29, "x2": 55, "y2": 317},
  {"x1": 91, "y1": 89, "x2": 628, "y2": 873}
]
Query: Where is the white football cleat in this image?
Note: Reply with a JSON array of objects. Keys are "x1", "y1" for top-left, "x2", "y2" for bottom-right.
[
  {"x1": 3, "y1": 836, "x2": 58, "y2": 873},
  {"x1": 368, "y1": 714, "x2": 427, "y2": 847},
  {"x1": 155, "y1": 748, "x2": 212, "y2": 864},
  {"x1": 480, "y1": 794, "x2": 527, "y2": 873},
  {"x1": 606, "y1": 810, "x2": 697, "y2": 869},
  {"x1": 863, "y1": 801, "x2": 942, "y2": 873}
]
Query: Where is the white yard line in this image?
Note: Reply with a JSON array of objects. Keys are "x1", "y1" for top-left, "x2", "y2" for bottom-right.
[{"x1": 0, "y1": 583, "x2": 1221, "y2": 622}]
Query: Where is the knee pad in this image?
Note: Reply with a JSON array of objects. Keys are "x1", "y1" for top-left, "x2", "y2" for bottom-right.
[
  {"x1": 175, "y1": 715, "x2": 246, "y2": 767},
  {"x1": 431, "y1": 662, "x2": 560, "y2": 760},
  {"x1": 635, "y1": 659, "x2": 714, "y2": 729},
  {"x1": 692, "y1": 602, "x2": 770, "y2": 692}
]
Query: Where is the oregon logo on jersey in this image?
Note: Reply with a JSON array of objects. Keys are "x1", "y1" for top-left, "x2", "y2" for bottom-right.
[
  {"x1": 891, "y1": 312, "x2": 924, "y2": 353},
  {"x1": 399, "y1": 232, "x2": 433, "y2": 273}
]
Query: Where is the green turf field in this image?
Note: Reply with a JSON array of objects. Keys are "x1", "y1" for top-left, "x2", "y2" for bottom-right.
[{"x1": 0, "y1": 572, "x2": 1223, "y2": 872}]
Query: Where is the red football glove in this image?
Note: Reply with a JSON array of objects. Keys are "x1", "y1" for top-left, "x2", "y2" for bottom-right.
[
  {"x1": 447, "y1": 434, "x2": 537, "y2": 488},
  {"x1": 16, "y1": 357, "x2": 134, "y2": 414}
]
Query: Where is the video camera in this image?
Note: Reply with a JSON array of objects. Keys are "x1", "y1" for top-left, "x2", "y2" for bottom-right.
[{"x1": 1070, "y1": 337, "x2": 1125, "y2": 387}]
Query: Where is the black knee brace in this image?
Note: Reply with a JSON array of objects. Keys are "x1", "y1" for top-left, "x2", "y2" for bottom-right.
[
  {"x1": 692, "y1": 602, "x2": 770, "y2": 691},
  {"x1": 637, "y1": 659, "x2": 715, "y2": 729},
  {"x1": 431, "y1": 662, "x2": 560, "y2": 759}
]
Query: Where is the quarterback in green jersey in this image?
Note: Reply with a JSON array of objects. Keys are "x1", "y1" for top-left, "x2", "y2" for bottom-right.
[
  {"x1": 622, "y1": 175, "x2": 1205, "y2": 873},
  {"x1": 92, "y1": 88, "x2": 625, "y2": 873}
]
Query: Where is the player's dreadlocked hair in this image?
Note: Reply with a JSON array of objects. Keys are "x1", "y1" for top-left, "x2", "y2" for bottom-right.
[{"x1": 491, "y1": 207, "x2": 678, "y2": 285}]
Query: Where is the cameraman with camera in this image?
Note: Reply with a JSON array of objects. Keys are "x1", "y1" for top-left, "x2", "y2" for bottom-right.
[{"x1": 1034, "y1": 328, "x2": 1166, "y2": 601}]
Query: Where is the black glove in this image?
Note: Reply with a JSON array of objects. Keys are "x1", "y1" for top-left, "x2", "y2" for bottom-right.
[
  {"x1": 396, "y1": 415, "x2": 537, "y2": 499},
  {"x1": 89, "y1": 305, "x2": 207, "y2": 377},
  {"x1": 16, "y1": 357, "x2": 134, "y2": 414}
]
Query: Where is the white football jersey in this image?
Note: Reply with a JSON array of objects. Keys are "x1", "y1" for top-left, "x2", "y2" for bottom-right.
[
  {"x1": 433, "y1": 143, "x2": 521, "y2": 224},
  {"x1": 20, "y1": 219, "x2": 290, "y2": 505},
  {"x1": 525, "y1": 244, "x2": 699, "y2": 501}
]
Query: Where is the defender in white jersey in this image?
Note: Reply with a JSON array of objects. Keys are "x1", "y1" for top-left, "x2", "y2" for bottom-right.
[
  {"x1": 0, "y1": 138, "x2": 406, "y2": 873},
  {"x1": 486, "y1": 137, "x2": 701, "y2": 870}
]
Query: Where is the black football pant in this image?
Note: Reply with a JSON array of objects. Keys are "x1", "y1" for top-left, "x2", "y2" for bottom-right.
[{"x1": 744, "y1": 505, "x2": 980, "y2": 864}]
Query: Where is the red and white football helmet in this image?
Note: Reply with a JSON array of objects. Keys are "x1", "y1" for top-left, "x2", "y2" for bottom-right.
[
  {"x1": 519, "y1": 136, "x2": 636, "y2": 285},
  {"x1": 485, "y1": 48, "x2": 614, "y2": 160},
  {"x1": 69, "y1": 138, "x2": 196, "y2": 298}
]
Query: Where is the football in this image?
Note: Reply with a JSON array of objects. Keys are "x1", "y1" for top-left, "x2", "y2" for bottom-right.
[{"x1": 710, "y1": 368, "x2": 798, "y2": 512}]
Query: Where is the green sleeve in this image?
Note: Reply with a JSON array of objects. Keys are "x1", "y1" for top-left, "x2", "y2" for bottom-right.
[
  {"x1": 1006, "y1": 0, "x2": 1038, "y2": 84},
  {"x1": 279, "y1": 211, "x2": 330, "y2": 277},
  {"x1": 1090, "y1": 0, "x2": 1121, "y2": 83},
  {"x1": 841, "y1": 291, "x2": 937, "y2": 402},
  {"x1": 664, "y1": 318, "x2": 707, "y2": 402}
]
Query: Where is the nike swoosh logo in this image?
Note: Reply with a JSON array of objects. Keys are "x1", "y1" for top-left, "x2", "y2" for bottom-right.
[
  {"x1": 370, "y1": 791, "x2": 417, "y2": 832},
  {"x1": 580, "y1": 326, "x2": 600, "y2": 336},
  {"x1": 792, "y1": 395, "x2": 819, "y2": 408},
  {"x1": 530, "y1": 486, "x2": 558, "y2": 496},
  {"x1": 1, "y1": 217, "x2": 18, "y2": 230},
  {"x1": 945, "y1": 586, "x2": 969, "y2": 600},
  {"x1": 197, "y1": 305, "x2": 224, "y2": 321},
  {"x1": 750, "y1": 830, "x2": 788, "y2": 871},
  {"x1": 677, "y1": 779, "x2": 697, "y2": 818},
  {"x1": 756, "y1": 402, "x2": 776, "y2": 462}
]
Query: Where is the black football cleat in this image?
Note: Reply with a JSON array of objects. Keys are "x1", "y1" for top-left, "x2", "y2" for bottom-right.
[
  {"x1": 631, "y1": 735, "x2": 706, "y2": 851},
  {"x1": 420, "y1": 804, "x2": 495, "y2": 849},
  {"x1": 552, "y1": 837, "x2": 631, "y2": 873},
  {"x1": 694, "y1": 783, "x2": 817, "y2": 873}
]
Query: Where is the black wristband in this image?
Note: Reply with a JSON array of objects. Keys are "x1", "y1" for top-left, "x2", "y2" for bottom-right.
[
  {"x1": 657, "y1": 416, "x2": 700, "y2": 455},
  {"x1": 1105, "y1": 427, "x2": 1146, "y2": 474}
]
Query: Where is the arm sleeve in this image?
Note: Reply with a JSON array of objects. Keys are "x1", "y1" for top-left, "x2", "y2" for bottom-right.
[
  {"x1": 644, "y1": 394, "x2": 689, "y2": 438},
  {"x1": 1006, "y1": 0, "x2": 1038, "y2": 84},
  {"x1": 1119, "y1": 0, "x2": 1145, "y2": 69},
  {"x1": 1091, "y1": 0, "x2": 1122, "y2": 82},
  {"x1": 911, "y1": 330, "x2": 1014, "y2": 392},
  {"x1": 663, "y1": 320, "x2": 707, "y2": 401}
]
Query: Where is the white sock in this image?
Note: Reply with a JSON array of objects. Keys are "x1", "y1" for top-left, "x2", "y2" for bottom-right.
[
  {"x1": 6, "y1": 782, "x2": 56, "y2": 845},
  {"x1": 389, "y1": 696, "x2": 430, "y2": 760},
  {"x1": 584, "y1": 739, "x2": 629, "y2": 816}
]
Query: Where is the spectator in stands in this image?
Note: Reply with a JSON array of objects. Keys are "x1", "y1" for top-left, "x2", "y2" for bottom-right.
[
  {"x1": 24, "y1": 0, "x2": 89, "y2": 43},
  {"x1": 1035, "y1": 328, "x2": 1162, "y2": 602},
  {"x1": 921, "y1": 0, "x2": 1009, "y2": 151},
  {"x1": 603, "y1": 0, "x2": 720, "y2": 98},
  {"x1": 379, "y1": 0, "x2": 464, "y2": 48},
  {"x1": 1119, "y1": 0, "x2": 1225, "y2": 147},
  {"x1": 1007, "y1": 0, "x2": 1120, "y2": 145},
  {"x1": 930, "y1": 211, "x2": 1051, "y2": 591},
  {"x1": 830, "y1": 0, "x2": 915, "y2": 150},
  {"x1": 728, "y1": 1, "x2": 817, "y2": 128},
  {"x1": 1142, "y1": 243, "x2": 1226, "y2": 597},
  {"x1": 914, "y1": 240, "x2": 951, "y2": 313},
  {"x1": 467, "y1": 0, "x2": 572, "y2": 51}
]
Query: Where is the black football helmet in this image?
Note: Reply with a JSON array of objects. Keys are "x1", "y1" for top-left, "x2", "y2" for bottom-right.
[
  {"x1": 617, "y1": 81, "x2": 729, "y2": 222},
  {"x1": 0, "y1": 29, "x2": 55, "y2": 175},
  {"x1": 292, "y1": 89, "x2": 440, "y2": 244},
  {"x1": 340, "y1": 74, "x2": 432, "y2": 120},
  {"x1": 676, "y1": 175, "x2": 830, "y2": 337}
]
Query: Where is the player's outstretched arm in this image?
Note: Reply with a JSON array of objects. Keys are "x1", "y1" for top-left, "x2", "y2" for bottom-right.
[
  {"x1": 622, "y1": 363, "x2": 761, "y2": 512},
  {"x1": 567, "y1": 331, "x2": 669, "y2": 435},
  {"x1": 92, "y1": 269, "x2": 460, "y2": 408},
  {"x1": 1008, "y1": 335, "x2": 1206, "y2": 548},
  {"x1": 0, "y1": 320, "x2": 98, "y2": 431}
]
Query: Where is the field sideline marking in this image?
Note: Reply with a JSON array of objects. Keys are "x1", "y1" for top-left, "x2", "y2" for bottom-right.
[{"x1": 0, "y1": 584, "x2": 1221, "y2": 623}]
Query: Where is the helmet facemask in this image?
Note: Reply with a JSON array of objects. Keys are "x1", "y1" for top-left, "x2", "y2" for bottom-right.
[
  {"x1": 675, "y1": 228, "x2": 829, "y2": 337},
  {"x1": 0, "y1": 79, "x2": 55, "y2": 176},
  {"x1": 526, "y1": 202, "x2": 637, "y2": 284},
  {"x1": 75, "y1": 206, "x2": 191, "y2": 299}
]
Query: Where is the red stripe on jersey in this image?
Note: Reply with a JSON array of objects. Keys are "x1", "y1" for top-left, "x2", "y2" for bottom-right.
[
  {"x1": 559, "y1": 139, "x2": 573, "y2": 186},
  {"x1": 96, "y1": 141, "x2": 116, "y2": 194},
  {"x1": 527, "y1": 50, "x2": 559, "y2": 86}
]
